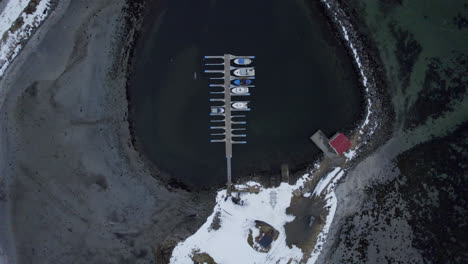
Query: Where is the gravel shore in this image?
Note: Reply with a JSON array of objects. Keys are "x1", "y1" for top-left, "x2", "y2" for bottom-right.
[
  {"x1": 1, "y1": 0, "x2": 464, "y2": 263},
  {"x1": 0, "y1": 0, "x2": 214, "y2": 263}
]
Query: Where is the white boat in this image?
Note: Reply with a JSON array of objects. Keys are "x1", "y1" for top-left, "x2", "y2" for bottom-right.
[
  {"x1": 211, "y1": 107, "x2": 225, "y2": 114},
  {"x1": 233, "y1": 67, "x2": 255, "y2": 77},
  {"x1": 231, "y1": 102, "x2": 249, "y2": 110},
  {"x1": 231, "y1": 87, "x2": 249, "y2": 95},
  {"x1": 233, "y1": 58, "x2": 252, "y2": 65}
]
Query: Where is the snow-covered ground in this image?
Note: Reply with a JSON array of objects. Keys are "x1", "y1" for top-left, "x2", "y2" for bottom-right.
[
  {"x1": 170, "y1": 181, "x2": 305, "y2": 264},
  {"x1": 0, "y1": 0, "x2": 30, "y2": 35},
  {"x1": 307, "y1": 168, "x2": 344, "y2": 263},
  {"x1": 0, "y1": 0, "x2": 52, "y2": 77},
  {"x1": 170, "y1": 168, "x2": 346, "y2": 264},
  {"x1": 312, "y1": 167, "x2": 342, "y2": 196}
]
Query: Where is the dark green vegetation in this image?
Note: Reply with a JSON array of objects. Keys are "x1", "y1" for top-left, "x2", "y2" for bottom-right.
[
  {"x1": 396, "y1": 124, "x2": 467, "y2": 262},
  {"x1": 405, "y1": 53, "x2": 467, "y2": 128},
  {"x1": 336, "y1": 123, "x2": 467, "y2": 263},
  {"x1": 388, "y1": 22, "x2": 421, "y2": 93}
]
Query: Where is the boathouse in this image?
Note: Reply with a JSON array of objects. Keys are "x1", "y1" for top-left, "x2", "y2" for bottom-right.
[
  {"x1": 328, "y1": 133, "x2": 351, "y2": 155},
  {"x1": 310, "y1": 130, "x2": 352, "y2": 157}
]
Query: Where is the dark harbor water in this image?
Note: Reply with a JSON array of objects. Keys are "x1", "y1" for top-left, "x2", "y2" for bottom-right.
[{"x1": 129, "y1": 0, "x2": 362, "y2": 187}]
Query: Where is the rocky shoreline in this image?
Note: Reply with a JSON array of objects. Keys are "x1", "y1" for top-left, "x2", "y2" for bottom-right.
[
  {"x1": 1, "y1": 0, "x2": 462, "y2": 262},
  {"x1": 319, "y1": 0, "x2": 395, "y2": 160},
  {"x1": 315, "y1": 0, "x2": 467, "y2": 263},
  {"x1": 123, "y1": 0, "x2": 394, "y2": 193},
  {"x1": 0, "y1": 0, "x2": 392, "y2": 262},
  {"x1": 129, "y1": 0, "x2": 395, "y2": 262},
  {"x1": 0, "y1": 0, "x2": 215, "y2": 263}
]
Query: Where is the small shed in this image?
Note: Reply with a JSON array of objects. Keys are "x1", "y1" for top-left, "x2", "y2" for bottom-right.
[
  {"x1": 258, "y1": 234, "x2": 273, "y2": 249},
  {"x1": 328, "y1": 133, "x2": 351, "y2": 155}
]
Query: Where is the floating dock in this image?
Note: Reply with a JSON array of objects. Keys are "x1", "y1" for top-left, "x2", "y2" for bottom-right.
[{"x1": 205, "y1": 54, "x2": 255, "y2": 195}]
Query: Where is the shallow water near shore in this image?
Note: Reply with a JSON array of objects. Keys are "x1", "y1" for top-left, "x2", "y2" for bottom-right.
[{"x1": 129, "y1": 0, "x2": 363, "y2": 187}]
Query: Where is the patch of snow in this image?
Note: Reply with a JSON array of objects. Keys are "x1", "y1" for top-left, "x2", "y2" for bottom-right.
[
  {"x1": 335, "y1": 18, "x2": 374, "y2": 137},
  {"x1": 320, "y1": 0, "x2": 381, "y2": 162},
  {"x1": 245, "y1": 181, "x2": 261, "y2": 187},
  {"x1": 170, "y1": 166, "x2": 348, "y2": 264},
  {"x1": 0, "y1": 0, "x2": 52, "y2": 77},
  {"x1": 344, "y1": 149, "x2": 357, "y2": 160},
  {"x1": 307, "y1": 168, "x2": 346, "y2": 264},
  {"x1": 0, "y1": 0, "x2": 30, "y2": 35},
  {"x1": 294, "y1": 173, "x2": 311, "y2": 189},
  {"x1": 170, "y1": 182, "x2": 306, "y2": 264},
  {"x1": 312, "y1": 167, "x2": 342, "y2": 197}
]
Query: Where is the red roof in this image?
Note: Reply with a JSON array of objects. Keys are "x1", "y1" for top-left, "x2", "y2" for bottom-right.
[{"x1": 329, "y1": 133, "x2": 351, "y2": 155}]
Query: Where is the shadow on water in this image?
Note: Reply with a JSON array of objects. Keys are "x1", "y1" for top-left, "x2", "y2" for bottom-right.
[{"x1": 129, "y1": 0, "x2": 363, "y2": 188}]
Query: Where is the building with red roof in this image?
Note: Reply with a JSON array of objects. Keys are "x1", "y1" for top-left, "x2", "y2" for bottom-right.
[{"x1": 328, "y1": 133, "x2": 351, "y2": 155}]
